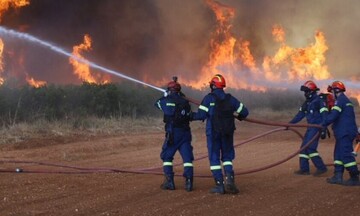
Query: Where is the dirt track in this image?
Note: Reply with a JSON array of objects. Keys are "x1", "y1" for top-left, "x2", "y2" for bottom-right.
[{"x1": 1, "y1": 120, "x2": 360, "y2": 216}]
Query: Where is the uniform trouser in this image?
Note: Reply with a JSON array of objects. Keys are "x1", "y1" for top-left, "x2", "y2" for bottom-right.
[
  {"x1": 207, "y1": 131, "x2": 235, "y2": 180},
  {"x1": 333, "y1": 135, "x2": 359, "y2": 174},
  {"x1": 299, "y1": 128, "x2": 327, "y2": 171},
  {"x1": 160, "y1": 128, "x2": 194, "y2": 178}
]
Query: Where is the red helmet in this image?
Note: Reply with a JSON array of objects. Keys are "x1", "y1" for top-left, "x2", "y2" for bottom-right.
[
  {"x1": 167, "y1": 81, "x2": 181, "y2": 92},
  {"x1": 300, "y1": 80, "x2": 319, "y2": 92},
  {"x1": 209, "y1": 74, "x2": 226, "y2": 89},
  {"x1": 330, "y1": 81, "x2": 346, "y2": 92}
]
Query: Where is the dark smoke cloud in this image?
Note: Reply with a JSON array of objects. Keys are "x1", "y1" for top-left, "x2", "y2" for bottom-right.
[{"x1": 1, "y1": 0, "x2": 359, "y2": 85}]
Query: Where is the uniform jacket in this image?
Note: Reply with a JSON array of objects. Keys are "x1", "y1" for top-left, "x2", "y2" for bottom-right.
[
  {"x1": 290, "y1": 94, "x2": 327, "y2": 125},
  {"x1": 154, "y1": 93, "x2": 191, "y2": 132},
  {"x1": 193, "y1": 89, "x2": 248, "y2": 136},
  {"x1": 323, "y1": 93, "x2": 357, "y2": 138}
]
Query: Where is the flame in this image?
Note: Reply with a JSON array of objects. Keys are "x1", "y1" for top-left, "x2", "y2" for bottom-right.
[
  {"x1": 69, "y1": 34, "x2": 110, "y2": 84},
  {"x1": 0, "y1": 0, "x2": 29, "y2": 22},
  {"x1": 263, "y1": 25, "x2": 331, "y2": 83},
  {"x1": 0, "y1": 0, "x2": 30, "y2": 85},
  {"x1": 187, "y1": 0, "x2": 265, "y2": 91},
  {"x1": 185, "y1": 1, "x2": 331, "y2": 94},
  {"x1": 26, "y1": 76, "x2": 46, "y2": 88}
]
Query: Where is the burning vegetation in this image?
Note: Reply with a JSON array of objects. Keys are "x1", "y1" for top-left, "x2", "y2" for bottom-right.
[{"x1": 0, "y1": 0, "x2": 359, "y2": 102}]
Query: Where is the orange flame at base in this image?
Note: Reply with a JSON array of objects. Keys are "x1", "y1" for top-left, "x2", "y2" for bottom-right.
[
  {"x1": 0, "y1": 0, "x2": 30, "y2": 22},
  {"x1": 26, "y1": 76, "x2": 46, "y2": 88},
  {"x1": 70, "y1": 34, "x2": 110, "y2": 84}
]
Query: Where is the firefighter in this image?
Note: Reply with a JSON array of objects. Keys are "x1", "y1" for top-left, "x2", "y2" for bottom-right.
[
  {"x1": 322, "y1": 81, "x2": 360, "y2": 186},
  {"x1": 154, "y1": 78, "x2": 194, "y2": 191},
  {"x1": 289, "y1": 80, "x2": 328, "y2": 176},
  {"x1": 191, "y1": 74, "x2": 249, "y2": 194}
]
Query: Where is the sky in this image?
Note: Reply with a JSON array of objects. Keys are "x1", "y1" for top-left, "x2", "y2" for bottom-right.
[{"x1": 0, "y1": 0, "x2": 359, "y2": 88}]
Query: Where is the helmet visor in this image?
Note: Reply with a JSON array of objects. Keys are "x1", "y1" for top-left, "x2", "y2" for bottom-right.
[{"x1": 300, "y1": 85, "x2": 310, "y2": 92}]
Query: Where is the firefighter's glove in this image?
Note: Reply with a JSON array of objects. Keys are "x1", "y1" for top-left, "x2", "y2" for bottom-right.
[
  {"x1": 236, "y1": 114, "x2": 245, "y2": 121},
  {"x1": 320, "y1": 127, "x2": 327, "y2": 140}
]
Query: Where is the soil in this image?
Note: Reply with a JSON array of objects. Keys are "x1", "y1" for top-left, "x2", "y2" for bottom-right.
[{"x1": 1, "y1": 120, "x2": 359, "y2": 216}]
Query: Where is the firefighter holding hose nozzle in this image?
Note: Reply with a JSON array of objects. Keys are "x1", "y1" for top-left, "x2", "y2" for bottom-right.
[
  {"x1": 289, "y1": 80, "x2": 328, "y2": 176},
  {"x1": 154, "y1": 77, "x2": 194, "y2": 192},
  {"x1": 322, "y1": 81, "x2": 360, "y2": 186}
]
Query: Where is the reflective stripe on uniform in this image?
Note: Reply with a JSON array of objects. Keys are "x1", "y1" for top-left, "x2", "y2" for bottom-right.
[
  {"x1": 210, "y1": 165, "x2": 222, "y2": 170},
  {"x1": 299, "y1": 154, "x2": 309, "y2": 159},
  {"x1": 344, "y1": 161, "x2": 357, "y2": 167},
  {"x1": 183, "y1": 163, "x2": 193, "y2": 167},
  {"x1": 236, "y1": 103, "x2": 244, "y2": 113},
  {"x1": 309, "y1": 152, "x2": 319, "y2": 158},
  {"x1": 199, "y1": 105, "x2": 209, "y2": 112},
  {"x1": 166, "y1": 103, "x2": 175, "y2": 107},
  {"x1": 319, "y1": 107, "x2": 328, "y2": 113},
  {"x1": 334, "y1": 160, "x2": 343, "y2": 165},
  {"x1": 163, "y1": 162, "x2": 173, "y2": 166},
  {"x1": 223, "y1": 161, "x2": 232, "y2": 166},
  {"x1": 346, "y1": 103, "x2": 353, "y2": 107},
  {"x1": 332, "y1": 106, "x2": 342, "y2": 112},
  {"x1": 157, "y1": 101, "x2": 162, "y2": 110},
  {"x1": 299, "y1": 154, "x2": 310, "y2": 159},
  {"x1": 210, "y1": 102, "x2": 215, "y2": 106}
]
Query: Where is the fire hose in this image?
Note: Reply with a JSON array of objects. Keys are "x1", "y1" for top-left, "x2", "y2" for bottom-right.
[
  {"x1": 1, "y1": 92, "x2": 357, "y2": 177},
  {"x1": 0, "y1": 94, "x2": 344, "y2": 177},
  {"x1": 0, "y1": 113, "x2": 326, "y2": 177},
  {"x1": 0, "y1": 87, "x2": 328, "y2": 176},
  {"x1": 0, "y1": 126, "x2": 312, "y2": 177}
]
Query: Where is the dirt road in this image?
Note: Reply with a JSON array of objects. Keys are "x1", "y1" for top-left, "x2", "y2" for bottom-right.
[{"x1": 1, "y1": 120, "x2": 359, "y2": 216}]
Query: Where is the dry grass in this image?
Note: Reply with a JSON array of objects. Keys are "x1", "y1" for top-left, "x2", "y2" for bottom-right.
[
  {"x1": 0, "y1": 116, "x2": 165, "y2": 145},
  {"x1": 1, "y1": 108, "x2": 359, "y2": 145}
]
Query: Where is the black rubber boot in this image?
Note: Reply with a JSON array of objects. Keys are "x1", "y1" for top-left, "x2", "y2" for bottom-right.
[
  {"x1": 160, "y1": 175, "x2": 175, "y2": 190},
  {"x1": 209, "y1": 179, "x2": 225, "y2": 194},
  {"x1": 185, "y1": 177, "x2": 193, "y2": 192},
  {"x1": 342, "y1": 171, "x2": 360, "y2": 186},
  {"x1": 326, "y1": 172, "x2": 343, "y2": 185},
  {"x1": 225, "y1": 173, "x2": 239, "y2": 194}
]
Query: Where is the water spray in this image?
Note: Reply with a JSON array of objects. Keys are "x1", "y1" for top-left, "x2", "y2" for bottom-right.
[{"x1": 0, "y1": 26, "x2": 165, "y2": 93}]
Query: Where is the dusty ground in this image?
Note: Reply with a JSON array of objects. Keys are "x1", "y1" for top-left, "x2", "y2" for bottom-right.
[{"x1": 1, "y1": 119, "x2": 360, "y2": 216}]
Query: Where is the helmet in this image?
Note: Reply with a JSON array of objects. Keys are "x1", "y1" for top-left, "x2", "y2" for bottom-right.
[
  {"x1": 329, "y1": 81, "x2": 346, "y2": 93},
  {"x1": 167, "y1": 81, "x2": 181, "y2": 92},
  {"x1": 209, "y1": 74, "x2": 226, "y2": 89},
  {"x1": 300, "y1": 80, "x2": 319, "y2": 92}
]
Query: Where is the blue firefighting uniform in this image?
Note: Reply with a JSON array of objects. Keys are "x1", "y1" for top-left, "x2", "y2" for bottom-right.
[
  {"x1": 192, "y1": 89, "x2": 248, "y2": 181},
  {"x1": 323, "y1": 93, "x2": 359, "y2": 174},
  {"x1": 289, "y1": 93, "x2": 327, "y2": 172},
  {"x1": 154, "y1": 93, "x2": 194, "y2": 179}
]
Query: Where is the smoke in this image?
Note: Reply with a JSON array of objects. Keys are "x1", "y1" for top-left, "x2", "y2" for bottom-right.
[{"x1": 0, "y1": 0, "x2": 359, "y2": 86}]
